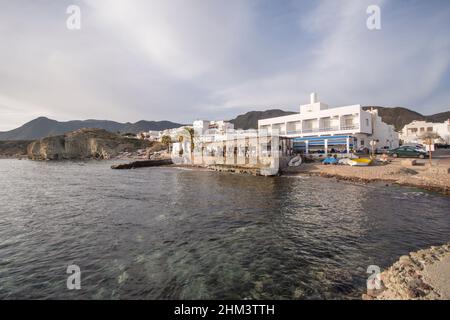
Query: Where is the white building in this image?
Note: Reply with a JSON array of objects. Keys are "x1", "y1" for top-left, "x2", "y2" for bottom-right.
[
  {"x1": 400, "y1": 120, "x2": 450, "y2": 144},
  {"x1": 258, "y1": 93, "x2": 399, "y2": 154},
  {"x1": 136, "y1": 130, "x2": 161, "y2": 141},
  {"x1": 193, "y1": 120, "x2": 234, "y2": 135},
  {"x1": 159, "y1": 126, "x2": 189, "y2": 142}
]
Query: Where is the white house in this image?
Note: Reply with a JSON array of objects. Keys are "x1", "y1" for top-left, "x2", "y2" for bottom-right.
[
  {"x1": 400, "y1": 119, "x2": 450, "y2": 144},
  {"x1": 258, "y1": 93, "x2": 399, "y2": 154},
  {"x1": 159, "y1": 126, "x2": 188, "y2": 142},
  {"x1": 193, "y1": 120, "x2": 234, "y2": 135}
]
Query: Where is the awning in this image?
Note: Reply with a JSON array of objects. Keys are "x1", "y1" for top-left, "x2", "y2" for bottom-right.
[{"x1": 293, "y1": 135, "x2": 355, "y2": 147}]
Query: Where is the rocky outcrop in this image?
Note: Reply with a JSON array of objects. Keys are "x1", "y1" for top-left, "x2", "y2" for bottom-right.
[
  {"x1": 363, "y1": 242, "x2": 450, "y2": 300},
  {"x1": 0, "y1": 140, "x2": 32, "y2": 158},
  {"x1": 27, "y1": 128, "x2": 152, "y2": 160}
]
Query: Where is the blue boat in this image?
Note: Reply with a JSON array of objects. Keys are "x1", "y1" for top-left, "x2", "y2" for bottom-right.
[{"x1": 322, "y1": 157, "x2": 338, "y2": 165}]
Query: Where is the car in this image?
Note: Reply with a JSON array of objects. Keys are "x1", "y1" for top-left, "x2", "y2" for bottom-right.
[
  {"x1": 375, "y1": 146, "x2": 390, "y2": 154},
  {"x1": 401, "y1": 143, "x2": 426, "y2": 152},
  {"x1": 355, "y1": 146, "x2": 369, "y2": 154},
  {"x1": 436, "y1": 143, "x2": 450, "y2": 149},
  {"x1": 387, "y1": 146, "x2": 427, "y2": 159}
]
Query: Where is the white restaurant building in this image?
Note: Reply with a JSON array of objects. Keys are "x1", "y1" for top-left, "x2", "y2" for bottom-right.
[{"x1": 258, "y1": 93, "x2": 399, "y2": 155}]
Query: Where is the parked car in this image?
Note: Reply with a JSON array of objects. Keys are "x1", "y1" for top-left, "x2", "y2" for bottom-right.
[
  {"x1": 388, "y1": 146, "x2": 427, "y2": 159},
  {"x1": 375, "y1": 146, "x2": 390, "y2": 154},
  {"x1": 401, "y1": 143, "x2": 426, "y2": 152},
  {"x1": 355, "y1": 146, "x2": 369, "y2": 154},
  {"x1": 436, "y1": 143, "x2": 450, "y2": 149}
]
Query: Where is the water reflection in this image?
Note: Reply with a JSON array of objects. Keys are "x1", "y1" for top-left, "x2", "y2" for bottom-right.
[{"x1": 0, "y1": 160, "x2": 449, "y2": 299}]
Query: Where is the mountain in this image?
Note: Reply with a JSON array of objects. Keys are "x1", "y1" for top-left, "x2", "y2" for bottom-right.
[
  {"x1": 0, "y1": 117, "x2": 184, "y2": 140},
  {"x1": 229, "y1": 109, "x2": 296, "y2": 130},
  {"x1": 363, "y1": 107, "x2": 450, "y2": 131},
  {"x1": 427, "y1": 111, "x2": 450, "y2": 123},
  {"x1": 1, "y1": 106, "x2": 449, "y2": 140}
]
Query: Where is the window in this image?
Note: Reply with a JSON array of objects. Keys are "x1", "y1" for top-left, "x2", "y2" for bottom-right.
[
  {"x1": 427, "y1": 127, "x2": 433, "y2": 132},
  {"x1": 365, "y1": 119, "x2": 369, "y2": 126},
  {"x1": 361, "y1": 139, "x2": 365, "y2": 146},
  {"x1": 420, "y1": 127, "x2": 425, "y2": 132}
]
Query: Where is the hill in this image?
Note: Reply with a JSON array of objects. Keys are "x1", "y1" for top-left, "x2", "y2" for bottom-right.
[
  {"x1": 0, "y1": 117, "x2": 184, "y2": 140},
  {"x1": 229, "y1": 109, "x2": 296, "y2": 130},
  {"x1": 363, "y1": 107, "x2": 450, "y2": 131}
]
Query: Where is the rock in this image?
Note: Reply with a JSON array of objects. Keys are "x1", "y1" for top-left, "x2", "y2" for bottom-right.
[
  {"x1": 27, "y1": 128, "x2": 153, "y2": 160},
  {"x1": 399, "y1": 255, "x2": 412, "y2": 266},
  {"x1": 401, "y1": 159, "x2": 417, "y2": 166},
  {"x1": 364, "y1": 243, "x2": 450, "y2": 300}
]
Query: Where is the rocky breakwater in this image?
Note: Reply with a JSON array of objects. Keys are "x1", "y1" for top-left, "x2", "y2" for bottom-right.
[
  {"x1": 27, "y1": 128, "x2": 152, "y2": 160},
  {"x1": 363, "y1": 242, "x2": 450, "y2": 300}
]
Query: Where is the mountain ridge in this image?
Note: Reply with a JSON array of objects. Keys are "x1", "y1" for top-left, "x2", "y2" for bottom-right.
[
  {"x1": 0, "y1": 106, "x2": 449, "y2": 140},
  {"x1": 0, "y1": 117, "x2": 185, "y2": 140}
]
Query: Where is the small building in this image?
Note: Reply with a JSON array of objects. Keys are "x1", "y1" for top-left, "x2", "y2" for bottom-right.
[
  {"x1": 193, "y1": 119, "x2": 234, "y2": 135},
  {"x1": 137, "y1": 130, "x2": 160, "y2": 141},
  {"x1": 400, "y1": 119, "x2": 450, "y2": 144},
  {"x1": 258, "y1": 93, "x2": 399, "y2": 155}
]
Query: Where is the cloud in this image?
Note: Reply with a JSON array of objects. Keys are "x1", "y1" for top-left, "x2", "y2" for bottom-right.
[{"x1": 0, "y1": 0, "x2": 449, "y2": 131}]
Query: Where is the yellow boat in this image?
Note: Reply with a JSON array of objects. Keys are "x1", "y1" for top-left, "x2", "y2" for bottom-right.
[{"x1": 348, "y1": 158, "x2": 372, "y2": 166}]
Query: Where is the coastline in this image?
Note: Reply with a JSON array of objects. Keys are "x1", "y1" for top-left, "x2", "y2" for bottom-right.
[
  {"x1": 363, "y1": 242, "x2": 450, "y2": 300},
  {"x1": 283, "y1": 160, "x2": 450, "y2": 196}
]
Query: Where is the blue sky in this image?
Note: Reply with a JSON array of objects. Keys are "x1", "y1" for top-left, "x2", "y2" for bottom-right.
[{"x1": 0, "y1": 0, "x2": 449, "y2": 130}]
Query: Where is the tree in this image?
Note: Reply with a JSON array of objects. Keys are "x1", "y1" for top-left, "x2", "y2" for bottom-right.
[
  {"x1": 419, "y1": 132, "x2": 442, "y2": 166},
  {"x1": 161, "y1": 135, "x2": 172, "y2": 152},
  {"x1": 184, "y1": 127, "x2": 195, "y2": 163}
]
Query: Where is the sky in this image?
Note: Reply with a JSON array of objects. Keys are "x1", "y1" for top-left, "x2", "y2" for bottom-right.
[{"x1": 0, "y1": 0, "x2": 450, "y2": 131}]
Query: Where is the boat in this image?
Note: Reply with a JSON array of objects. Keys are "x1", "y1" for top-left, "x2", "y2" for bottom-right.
[
  {"x1": 322, "y1": 157, "x2": 338, "y2": 165},
  {"x1": 288, "y1": 155, "x2": 302, "y2": 167},
  {"x1": 348, "y1": 158, "x2": 371, "y2": 166}
]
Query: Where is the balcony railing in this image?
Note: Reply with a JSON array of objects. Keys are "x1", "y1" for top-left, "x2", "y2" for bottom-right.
[
  {"x1": 340, "y1": 124, "x2": 359, "y2": 130},
  {"x1": 277, "y1": 125, "x2": 359, "y2": 135},
  {"x1": 319, "y1": 126, "x2": 339, "y2": 132}
]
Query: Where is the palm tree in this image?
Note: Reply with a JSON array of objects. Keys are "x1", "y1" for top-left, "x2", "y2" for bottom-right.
[
  {"x1": 419, "y1": 132, "x2": 442, "y2": 165},
  {"x1": 161, "y1": 135, "x2": 172, "y2": 153},
  {"x1": 184, "y1": 127, "x2": 195, "y2": 162}
]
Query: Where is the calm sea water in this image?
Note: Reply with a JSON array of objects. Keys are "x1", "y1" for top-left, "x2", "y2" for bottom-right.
[{"x1": 0, "y1": 159, "x2": 449, "y2": 299}]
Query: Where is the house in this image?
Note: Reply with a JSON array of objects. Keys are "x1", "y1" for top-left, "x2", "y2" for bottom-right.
[
  {"x1": 193, "y1": 120, "x2": 234, "y2": 135},
  {"x1": 258, "y1": 93, "x2": 399, "y2": 155},
  {"x1": 400, "y1": 120, "x2": 450, "y2": 144}
]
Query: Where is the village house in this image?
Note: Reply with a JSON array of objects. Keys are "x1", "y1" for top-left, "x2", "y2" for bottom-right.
[{"x1": 400, "y1": 119, "x2": 450, "y2": 144}]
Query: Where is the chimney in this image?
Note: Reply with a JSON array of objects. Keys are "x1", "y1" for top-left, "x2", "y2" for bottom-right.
[{"x1": 310, "y1": 92, "x2": 318, "y2": 104}]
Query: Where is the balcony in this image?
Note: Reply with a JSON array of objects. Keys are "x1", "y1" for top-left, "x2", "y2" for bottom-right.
[
  {"x1": 319, "y1": 126, "x2": 339, "y2": 132},
  {"x1": 280, "y1": 125, "x2": 359, "y2": 136},
  {"x1": 340, "y1": 124, "x2": 359, "y2": 130}
]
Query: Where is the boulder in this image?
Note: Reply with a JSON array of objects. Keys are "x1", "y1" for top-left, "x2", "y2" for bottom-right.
[{"x1": 401, "y1": 159, "x2": 417, "y2": 166}]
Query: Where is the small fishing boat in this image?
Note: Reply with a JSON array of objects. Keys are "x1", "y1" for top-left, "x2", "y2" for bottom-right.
[
  {"x1": 322, "y1": 157, "x2": 338, "y2": 165},
  {"x1": 348, "y1": 158, "x2": 371, "y2": 166},
  {"x1": 288, "y1": 155, "x2": 302, "y2": 167}
]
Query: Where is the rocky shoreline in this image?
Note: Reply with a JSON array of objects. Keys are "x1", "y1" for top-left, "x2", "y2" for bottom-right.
[
  {"x1": 303, "y1": 171, "x2": 450, "y2": 196},
  {"x1": 285, "y1": 161, "x2": 450, "y2": 196},
  {"x1": 363, "y1": 242, "x2": 450, "y2": 300}
]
